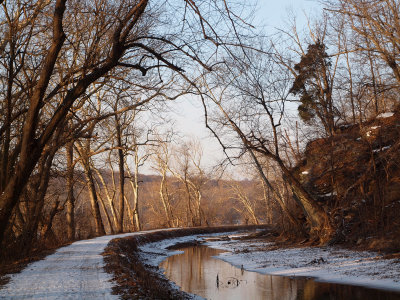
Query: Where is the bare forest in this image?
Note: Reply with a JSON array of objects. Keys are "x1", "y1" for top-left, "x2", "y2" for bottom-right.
[{"x1": 1, "y1": 0, "x2": 400, "y2": 262}]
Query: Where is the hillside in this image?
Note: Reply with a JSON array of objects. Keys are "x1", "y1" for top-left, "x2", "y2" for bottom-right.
[{"x1": 295, "y1": 109, "x2": 400, "y2": 251}]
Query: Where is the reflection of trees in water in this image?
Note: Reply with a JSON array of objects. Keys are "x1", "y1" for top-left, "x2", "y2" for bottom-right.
[
  {"x1": 160, "y1": 246, "x2": 400, "y2": 300},
  {"x1": 161, "y1": 245, "x2": 300, "y2": 300},
  {"x1": 161, "y1": 246, "x2": 224, "y2": 293}
]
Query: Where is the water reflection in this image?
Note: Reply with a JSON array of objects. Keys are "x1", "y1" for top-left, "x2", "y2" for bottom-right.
[{"x1": 160, "y1": 245, "x2": 400, "y2": 300}]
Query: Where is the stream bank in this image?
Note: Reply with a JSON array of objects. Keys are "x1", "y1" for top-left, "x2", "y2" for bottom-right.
[
  {"x1": 103, "y1": 227, "x2": 400, "y2": 299},
  {"x1": 102, "y1": 225, "x2": 267, "y2": 299}
]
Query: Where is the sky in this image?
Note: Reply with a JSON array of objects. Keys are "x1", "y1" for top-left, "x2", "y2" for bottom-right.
[
  {"x1": 257, "y1": 0, "x2": 320, "y2": 28},
  {"x1": 144, "y1": 0, "x2": 322, "y2": 174}
]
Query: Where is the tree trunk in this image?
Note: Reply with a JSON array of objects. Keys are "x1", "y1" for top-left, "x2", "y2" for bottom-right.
[
  {"x1": 21, "y1": 142, "x2": 58, "y2": 254},
  {"x1": 76, "y1": 141, "x2": 105, "y2": 236},
  {"x1": 0, "y1": 38, "x2": 15, "y2": 193},
  {"x1": 230, "y1": 182, "x2": 259, "y2": 225},
  {"x1": 248, "y1": 149, "x2": 302, "y2": 230},
  {"x1": 66, "y1": 140, "x2": 75, "y2": 240},
  {"x1": 0, "y1": 0, "x2": 67, "y2": 246},
  {"x1": 83, "y1": 163, "x2": 106, "y2": 236},
  {"x1": 276, "y1": 157, "x2": 333, "y2": 242},
  {"x1": 39, "y1": 198, "x2": 60, "y2": 242},
  {"x1": 95, "y1": 189, "x2": 114, "y2": 234},
  {"x1": 159, "y1": 176, "x2": 174, "y2": 227},
  {"x1": 94, "y1": 167, "x2": 118, "y2": 233},
  {"x1": 115, "y1": 117, "x2": 124, "y2": 233},
  {"x1": 126, "y1": 149, "x2": 141, "y2": 231}
]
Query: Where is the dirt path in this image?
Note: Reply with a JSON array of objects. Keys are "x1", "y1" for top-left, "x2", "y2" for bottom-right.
[{"x1": 0, "y1": 233, "x2": 138, "y2": 299}]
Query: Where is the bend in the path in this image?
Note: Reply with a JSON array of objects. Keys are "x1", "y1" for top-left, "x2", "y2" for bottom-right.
[{"x1": 0, "y1": 226, "x2": 266, "y2": 299}]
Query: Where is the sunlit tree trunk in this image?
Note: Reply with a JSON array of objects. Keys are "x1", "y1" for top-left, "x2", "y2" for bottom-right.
[
  {"x1": 115, "y1": 115, "x2": 125, "y2": 233},
  {"x1": 65, "y1": 140, "x2": 75, "y2": 240},
  {"x1": 93, "y1": 168, "x2": 118, "y2": 233},
  {"x1": 229, "y1": 182, "x2": 259, "y2": 225},
  {"x1": 76, "y1": 141, "x2": 105, "y2": 236},
  {"x1": 126, "y1": 148, "x2": 141, "y2": 231}
]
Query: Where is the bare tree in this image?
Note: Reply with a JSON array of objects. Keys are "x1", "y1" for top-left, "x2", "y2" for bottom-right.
[
  {"x1": 228, "y1": 179, "x2": 260, "y2": 225},
  {"x1": 328, "y1": 0, "x2": 400, "y2": 86},
  {"x1": 75, "y1": 138, "x2": 106, "y2": 236},
  {"x1": 126, "y1": 150, "x2": 142, "y2": 231},
  {"x1": 169, "y1": 140, "x2": 209, "y2": 227},
  {"x1": 0, "y1": 0, "x2": 257, "y2": 246},
  {"x1": 200, "y1": 45, "x2": 333, "y2": 242},
  {"x1": 152, "y1": 139, "x2": 176, "y2": 227}
]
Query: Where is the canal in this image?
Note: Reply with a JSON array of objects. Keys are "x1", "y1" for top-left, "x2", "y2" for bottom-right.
[{"x1": 159, "y1": 245, "x2": 400, "y2": 300}]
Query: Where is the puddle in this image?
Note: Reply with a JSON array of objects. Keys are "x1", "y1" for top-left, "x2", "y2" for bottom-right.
[{"x1": 159, "y1": 245, "x2": 400, "y2": 300}]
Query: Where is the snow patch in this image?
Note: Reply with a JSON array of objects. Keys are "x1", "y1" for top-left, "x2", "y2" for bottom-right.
[
  {"x1": 377, "y1": 112, "x2": 394, "y2": 119},
  {"x1": 366, "y1": 126, "x2": 380, "y2": 137},
  {"x1": 317, "y1": 191, "x2": 337, "y2": 197},
  {"x1": 205, "y1": 238, "x2": 400, "y2": 292},
  {"x1": 0, "y1": 230, "x2": 170, "y2": 299},
  {"x1": 373, "y1": 145, "x2": 392, "y2": 153}
]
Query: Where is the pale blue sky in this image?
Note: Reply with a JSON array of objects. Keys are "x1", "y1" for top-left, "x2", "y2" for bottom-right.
[
  {"x1": 257, "y1": 0, "x2": 320, "y2": 28},
  {"x1": 147, "y1": 0, "x2": 322, "y2": 174}
]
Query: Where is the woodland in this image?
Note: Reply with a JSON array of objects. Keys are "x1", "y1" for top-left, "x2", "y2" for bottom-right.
[{"x1": 0, "y1": 0, "x2": 400, "y2": 262}]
